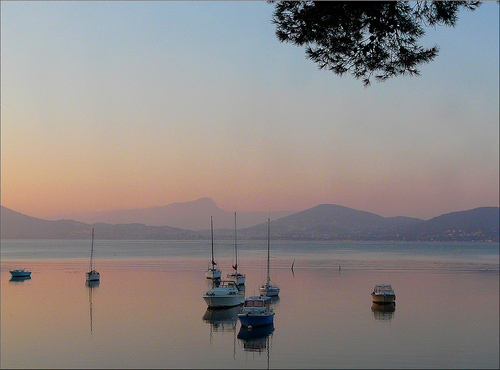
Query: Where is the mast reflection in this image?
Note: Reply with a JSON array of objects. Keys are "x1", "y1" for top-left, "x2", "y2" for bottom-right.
[
  {"x1": 86, "y1": 280, "x2": 100, "y2": 335},
  {"x1": 203, "y1": 305, "x2": 240, "y2": 357}
]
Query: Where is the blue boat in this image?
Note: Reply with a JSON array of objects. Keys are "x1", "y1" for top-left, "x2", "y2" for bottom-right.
[
  {"x1": 9, "y1": 268, "x2": 31, "y2": 277},
  {"x1": 237, "y1": 322, "x2": 275, "y2": 341},
  {"x1": 238, "y1": 296, "x2": 274, "y2": 329}
]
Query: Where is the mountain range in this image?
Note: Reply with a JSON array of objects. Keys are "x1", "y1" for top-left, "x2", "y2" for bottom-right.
[
  {"x1": 1, "y1": 199, "x2": 498, "y2": 242},
  {"x1": 46, "y1": 197, "x2": 295, "y2": 231}
]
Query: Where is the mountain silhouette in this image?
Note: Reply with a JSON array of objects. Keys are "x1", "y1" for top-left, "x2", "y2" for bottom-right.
[
  {"x1": 48, "y1": 198, "x2": 294, "y2": 230},
  {"x1": 1, "y1": 203, "x2": 498, "y2": 242}
]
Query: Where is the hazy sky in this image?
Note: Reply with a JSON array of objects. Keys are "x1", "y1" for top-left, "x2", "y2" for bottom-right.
[{"x1": 1, "y1": 1, "x2": 499, "y2": 221}]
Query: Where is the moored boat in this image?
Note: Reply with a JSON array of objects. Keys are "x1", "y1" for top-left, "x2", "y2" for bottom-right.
[
  {"x1": 259, "y1": 219, "x2": 280, "y2": 297},
  {"x1": 371, "y1": 284, "x2": 395, "y2": 304},
  {"x1": 9, "y1": 268, "x2": 31, "y2": 277},
  {"x1": 86, "y1": 228, "x2": 100, "y2": 282},
  {"x1": 238, "y1": 296, "x2": 275, "y2": 329},
  {"x1": 203, "y1": 280, "x2": 245, "y2": 309}
]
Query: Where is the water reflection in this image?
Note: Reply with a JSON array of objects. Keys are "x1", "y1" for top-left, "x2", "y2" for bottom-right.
[
  {"x1": 371, "y1": 302, "x2": 396, "y2": 321},
  {"x1": 203, "y1": 306, "x2": 240, "y2": 358},
  {"x1": 2, "y1": 252, "x2": 497, "y2": 369},
  {"x1": 237, "y1": 323, "x2": 274, "y2": 353},
  {"x1": 202, "y1": 306, "x2": 240, "y2": 332},
  {"x1": 86, "y1": 280, "x2": 100, "y2": 335},
  {"x1": 9, "y1": 276, "x2": 31, "y2": 283}
]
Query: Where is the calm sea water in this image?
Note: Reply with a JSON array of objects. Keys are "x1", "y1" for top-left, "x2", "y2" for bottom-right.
[{"x1": 1, "y1": 240, "x2": 498, "y2": 368}]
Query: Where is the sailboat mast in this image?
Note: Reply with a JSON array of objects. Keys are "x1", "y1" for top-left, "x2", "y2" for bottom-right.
[
  {"x1": 267, "y1": 219, "x2": 270, "y2": 284},
  {"x1": 89, "y1": 228, "x2": 94, "y2": 271},
  {"x1": 211, "y1": 216, "x2": 215, "y2": 269},
  {"x1": 234, "y1": 212, "x2": 237, "y2": 273}
]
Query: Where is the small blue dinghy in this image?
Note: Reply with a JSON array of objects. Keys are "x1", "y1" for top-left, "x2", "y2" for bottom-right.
[{"x1": 9, "y1": 268, "x2": 31, "y2": 277}]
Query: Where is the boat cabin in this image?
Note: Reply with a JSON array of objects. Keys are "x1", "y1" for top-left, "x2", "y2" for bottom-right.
[
  {"x1": 373, "y1": 284, "x2": 394, "y2": 295},
  {"x1": 244, "y1": 299, "x2": 265, "y2": 308}
]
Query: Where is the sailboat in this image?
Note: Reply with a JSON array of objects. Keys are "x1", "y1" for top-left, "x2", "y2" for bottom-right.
[
  {"x1": 206, "y1": 216, "x2": 222, "y2": 280},
  {"x1": 227, "y1": 212, "x2": 245, "y2": 285},
  {"x1": 259, "y1": 219, "x2": 280, "y2": 297},
  {"x1": 86, "y1": 228, "x2": 100, "y2": 282}
]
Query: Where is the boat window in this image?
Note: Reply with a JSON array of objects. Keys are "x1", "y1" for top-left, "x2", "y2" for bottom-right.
[
  {"x1": 254, "y1": 301, "x2": 264, "y2": 307},
  {"x1": 244, "y1": 301, "x2": 254, "y2": 307}
]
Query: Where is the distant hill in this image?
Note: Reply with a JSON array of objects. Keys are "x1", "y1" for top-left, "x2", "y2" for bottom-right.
[
  {"x1": 48, "y1": 198, "x2": 295, "y2": 230},
  {"x1": 395, "y1": 207, "x2": 500, "y2": 242},
  {"x1": 232, "y1": 204, "x2": 425, "y2": 240},
  {"x1": 0, "y1": 206, "x2": 199, "y2": 240},
  {"x1": 233, "y1": 205, "x2": 498, "y2": 242},
  {"x1": 0, "y1": 206, "x2": 89, "y2": 239},
  {"x1": 1, "y1": 204, "x2": 498, "y2": 242}
]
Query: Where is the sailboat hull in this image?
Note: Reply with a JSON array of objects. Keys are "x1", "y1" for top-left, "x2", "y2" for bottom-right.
[
  {"x1": 227, "y1": 272, "x2": 245, "y2": 285},
  {"x1": 86, "y1": 271, "x2": 100, "y2": 282},
  {"x1": 206, "y1": 268, "x2": 222, "y2": 280},
  {"x1": 259, "y1": 284, "x2": 280, "y2": 297}
]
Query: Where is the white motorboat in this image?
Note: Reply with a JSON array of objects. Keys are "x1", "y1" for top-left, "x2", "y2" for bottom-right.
[
  {"x1": 203, "y1": 280, "x2": 245, "y2": 309},
  {"x1": 238, "y1": 296, "x2": 274, "y2": 329},
  {"x1": 206, "y1": 216, "x2": 222, "y2": 280},
  {"x1": 86, "y1": 228, "x2": 100, "y2": 282},
  {"x1": 371, "y1": 284, "x2": 395, "y2": 304},
  {"x1": 227, "y1": 212, "x2": 246, "y2": 285},
  {"x1": 259, "y1": 219, "x2": 280, "y2": 297},
  {"x1": 9, "y1": 268, "x2": 31, "y2": 277}
]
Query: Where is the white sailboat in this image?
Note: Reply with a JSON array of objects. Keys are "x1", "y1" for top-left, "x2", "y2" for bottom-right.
[
  {"x1": 86, "y1": 228, "x2": 100, "y2": 282},
  {"x1": 206, "y1": 216, "x2": 222, "y2": 280},
  {"x1": 227, "y1": 212, "x2": 245, "y2": 285},
  {"x1": 259, "y1": 219, "x2": 280, "y2": 297}
]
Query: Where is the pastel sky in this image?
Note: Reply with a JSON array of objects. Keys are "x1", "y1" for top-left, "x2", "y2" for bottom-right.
[{"x1": 1, "y1": 1, "x2": 499, "y2": 221}]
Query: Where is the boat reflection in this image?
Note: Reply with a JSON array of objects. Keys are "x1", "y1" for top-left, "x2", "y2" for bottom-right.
[
  {"x1": 371, "y1": 302, "x2": 395, "y2": 321},
  {"x1": 237, "y1": 323, "x2": 274, "y2": 353},
  {"x1": 86, "y1": 280, "x2": 100, "y2": 335},
  {"x1": 9, "y1": 276, "x2": 32, "y2": 283},
  {"x1": 202, "y1": 305, "x2": 240, "y2": 332}
]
